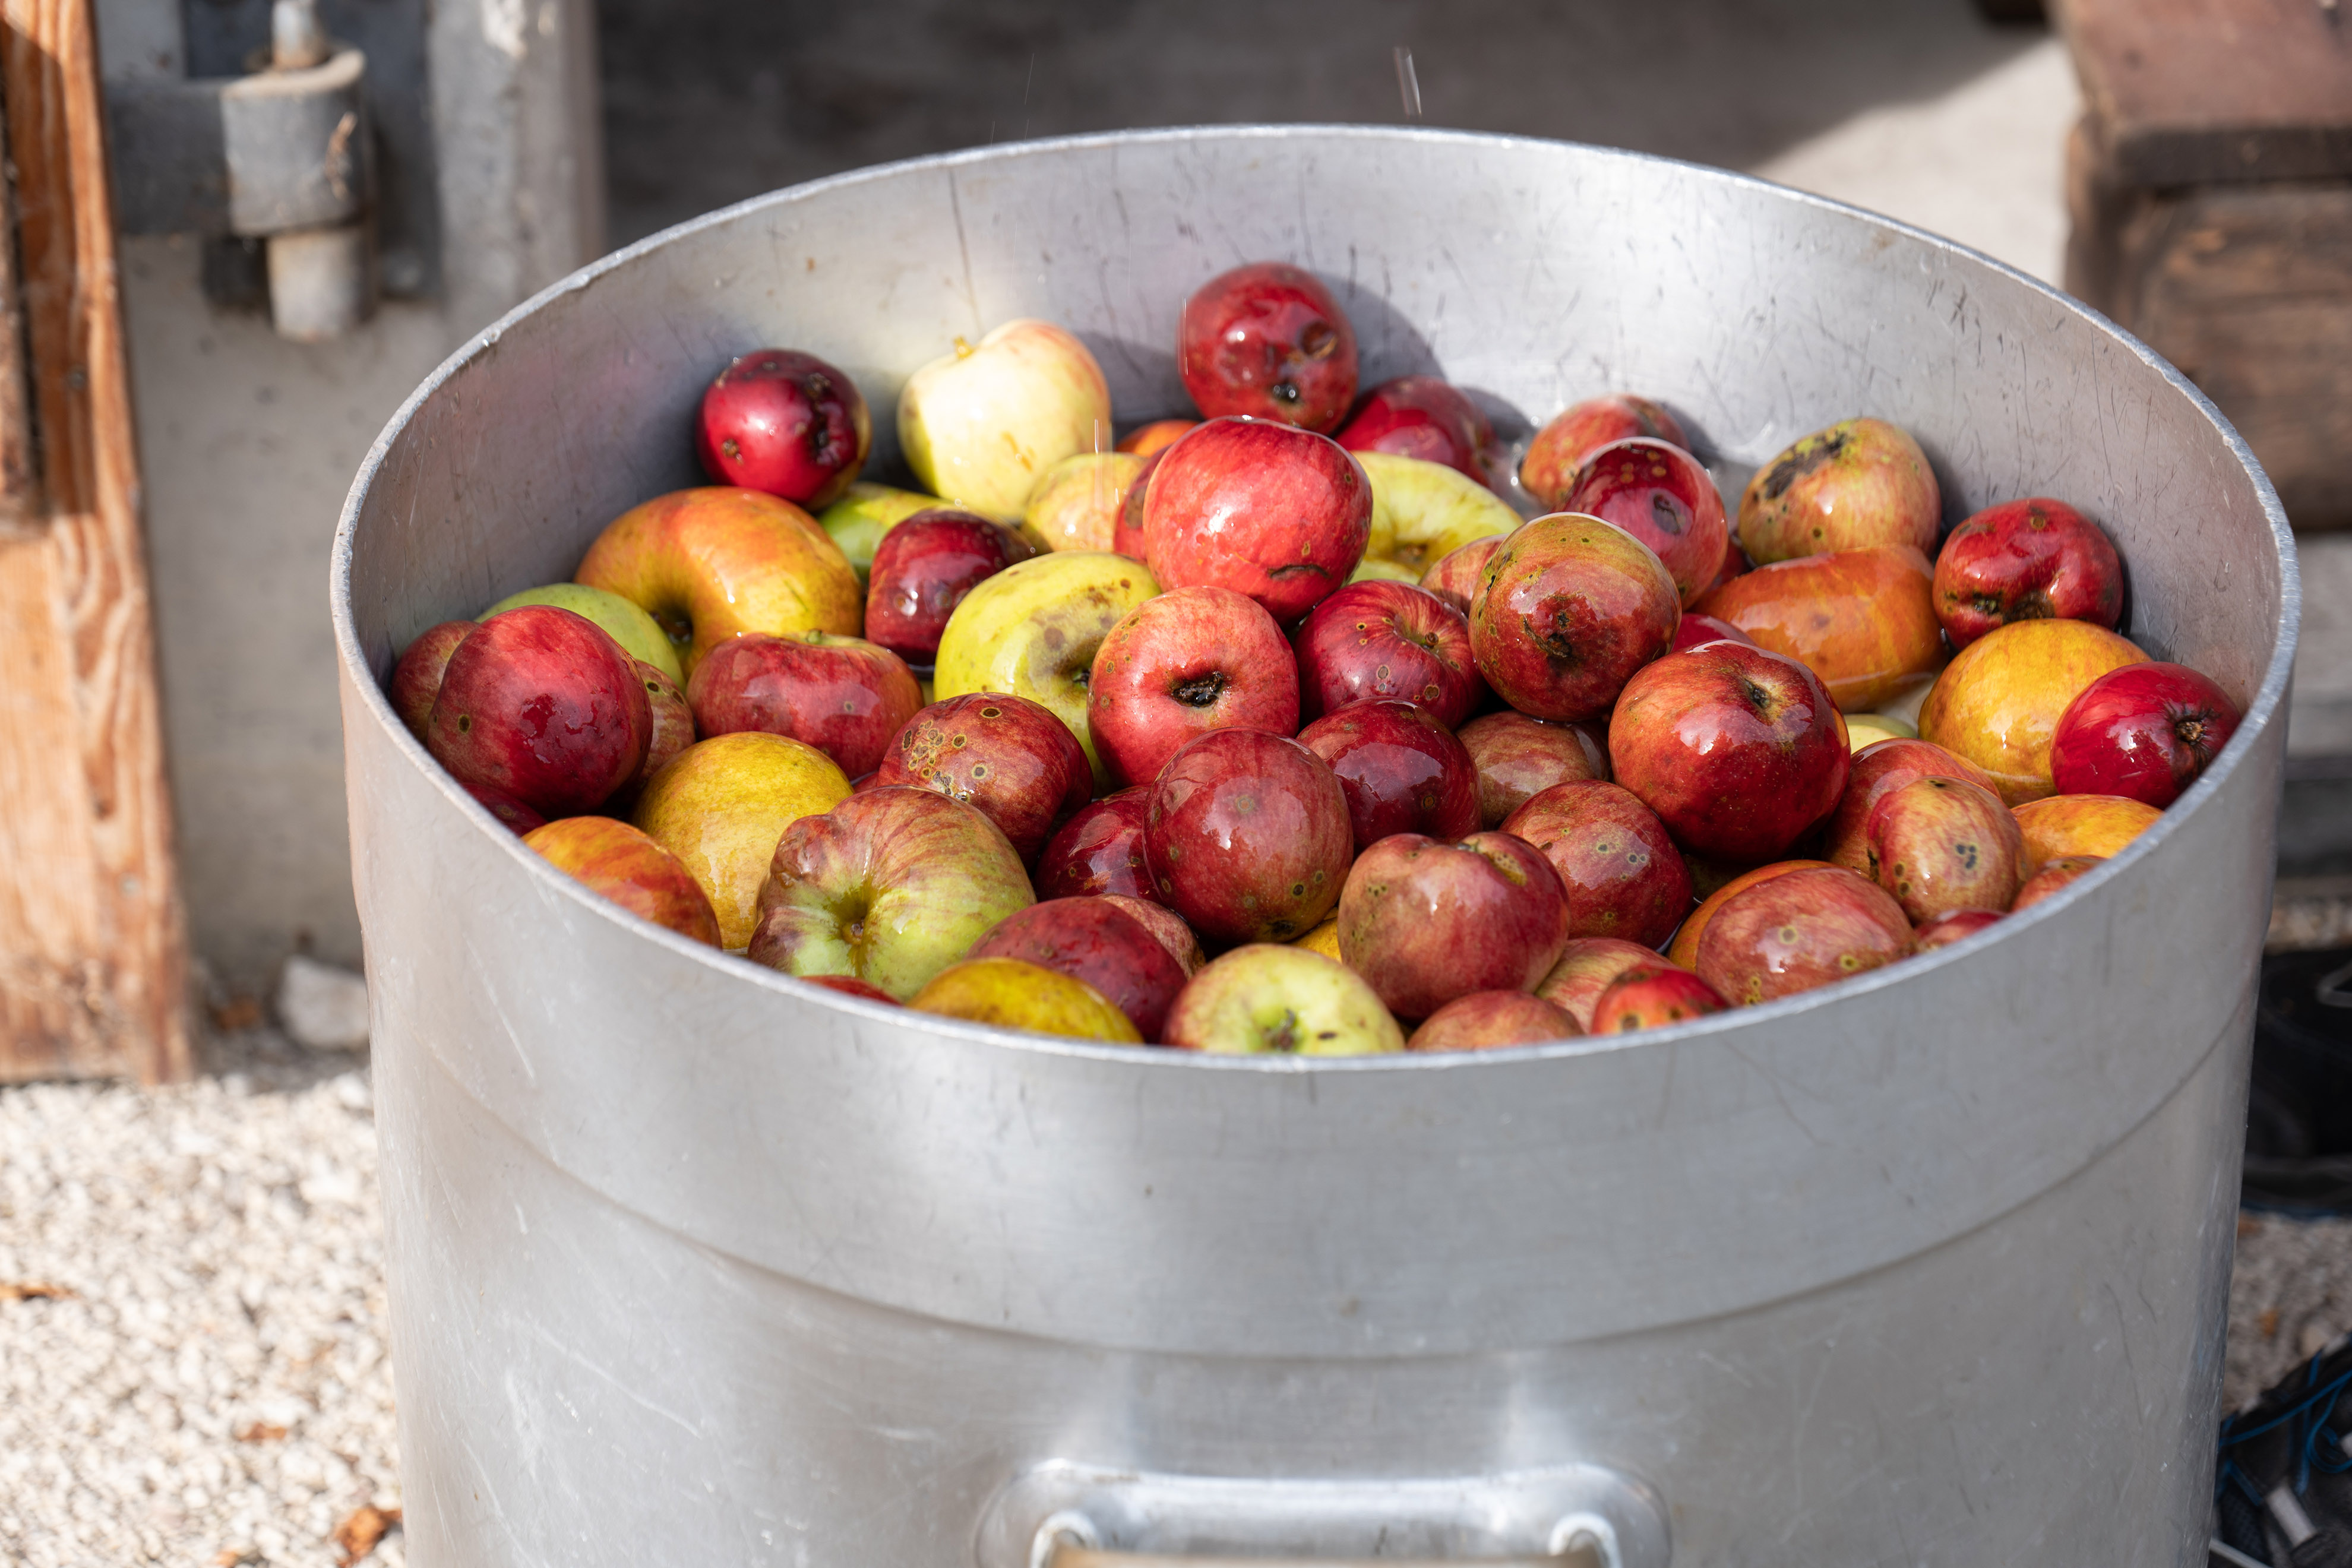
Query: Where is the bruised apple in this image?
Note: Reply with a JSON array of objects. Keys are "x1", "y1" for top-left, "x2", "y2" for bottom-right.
[
  {"x1": 1665, "y1": 859, "x2": 1833, "y2": 970},
  {"x1": 1933, "y1": 497, "x2": 2124, "y2": 649},
  {"x1": 1298, "y1": 699, "x2": 1481, "y2": 851},
  {"x1": 1293, "y1": 579, "x2": 1484, "y2": 726},
  {"x1": 1468, "y1": 512, "x2": 1680, "y2": 722},
  {"x1": 1863, "y1": 774, "x2": 2025, "y2": 922},
  {"x1": 1695, "y1": 865, "x2": 1912, "y2": 1005},
  {"x1": 1737, "y1": 416, "x2": 1940, "y2": 565},
  {"x1": 1145, "y1": 730, "x2": 1354, "y2": 945},
  {"x1": 1561, "y1": 438, "x2": 1730, "y2": 606},
  {"x1": 695, "y1": 347, "x2": 870, "y2": 510},
  {"x1": 1177, "y1": 262, "x2": 1359, "y2": 432},
  {"x1": 1500, "y1": 781, "x2": 1692, "y2": 949},
  {"x1": 1820, "y1": 737, "x2": 2000, "y2": 873},
  {"x1": 874, "y1": 693, "x2": 1093, "y2": 863}
]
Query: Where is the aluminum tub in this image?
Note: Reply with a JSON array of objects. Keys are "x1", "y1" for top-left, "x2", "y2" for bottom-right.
[{"x1": 331, "y1": 127, "x2": 2297, "y2": 1566}]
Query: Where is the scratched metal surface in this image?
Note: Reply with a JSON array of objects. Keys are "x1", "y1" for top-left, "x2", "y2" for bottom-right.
[{"x1": 333, "y1": 128, "x2": 2296, "y2": 1564}]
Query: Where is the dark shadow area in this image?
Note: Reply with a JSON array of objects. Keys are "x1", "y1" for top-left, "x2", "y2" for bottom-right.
[{"x1": 596, "y1": 0, "x2": 2047, "y2": 246}]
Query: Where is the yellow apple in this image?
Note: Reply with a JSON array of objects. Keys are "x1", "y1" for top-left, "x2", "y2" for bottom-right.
[
  {"x1": 482, "y1": 582, "x2": 684, "y2": 684},
  {"x1": 1357, "y1": 451, "x2": 1520, "y2": 574},
  {"x1": 1844, "y1": 713, "x2": 1918, "y2": 751},
  {"x1": 1293, "y1": 917, "x2": 1344, "y2": 961},
  {"x1": 631, "y1": 732, "x2": 850, "y2": 949},
  {"x1": 1346, "y1": 557, "x2": 1424, "y2": 586},
  {"x1": 1918, "y1": 619, "x2": 2148, "y2": 803},
  {"x1": 909, "y1": 956, "x2": 1142, "y2": 1042},
  {"x1": 1025, "y1": 451, "x2": 1147, "y2": 552},
  {"x1": 897, "y1": 319, "x2": 1112, "y2": 523},
  {"x1": 2012, "y1": 794, "x2": 2161, "y2": 876}
]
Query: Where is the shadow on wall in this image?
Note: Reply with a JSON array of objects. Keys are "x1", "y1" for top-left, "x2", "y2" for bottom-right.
[{"x1": 596, "y1": 0, "x2": 2046, "y2": 246}]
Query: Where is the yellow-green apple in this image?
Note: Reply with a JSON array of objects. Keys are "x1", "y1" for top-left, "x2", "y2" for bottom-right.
[
  {"x1": 1535, "y1": 937, "x2": 1658, "y2": 1030},
  {"x1": 1501, "y1": 780, "x2": 1693, "y2": 948},
  {"x1": 1025, "y1": 451, "x2": 1147, "y2": 552},
  {"x1": 1863, "y1": 774, "x2": 2025, "y2": 922},
  {"x1": 1458, "y1": 712, "x2": 1611, "y2": 828},
  {"x1": 483, "y1": 583, "x2": 684, "y2": 683},
  {"x1": 687, "y1": 631, "x2": 923, "y2": 779},
  {"x1": 1737, "y1": 416, "x2": 1940, "y2": 564},
  {"x1": 1089, "y1": 585, "x2": 1299, "y2": 787},
  {"x1": 1142, "y1": 416, "x2": 1371, "y2": 624},
  {"x1": 464, "y1": 782, "x2": 545, "y2": 834},
  {"x1": 1844, "y1": 713, "x2": 1917, "y2": 749},
  {"x1": 575, "y1": 486, "x2": 861, "y2": 676},
  {"x1": 1670, "y1": 611, "x2": 1753, "y2": 653},
  {"x1": 1145, "y1": 729, "x2": 1353, "y2": 944},
  {"x1": 1101, "y1": 892, "x2": 1205, "y2": 975},
  {"x1": 1408, "y1": 990, "x2": 1578, "y2": 1051},
  {"x1": 1933, "y1": 497, "x2": 2124, "y2": 649},
  {"x1": 2011, "y1": 854, "x2": 2104, "y2": 911},
  {"x1": 1348, "y1": 558, "x2": 1423, "y2": 586},
  {"x1": 874, "y1": 693, "x2": 1092, "y2": 862},
  {"x1": 694, "y1": 348, "x2": 870, "y2": 509},
  {"x1": 862, "y1": 508, "x2": 1032, "y2": 665},
  {"x1": 1912, "y1": 906, "x2": 2005, "y2": 949},
  {"x1": 1820, "y1": 738, "x2": 2000, "y2": 872},
  {"x1": 816, "y1": 480, "x2": 950, "y2": 585},
  {"x1": 1696, "y1": 544, "x2": 1942, "y2": 713},
  {"x1": 1336, "y1": 830, "x2": 1571, "y2": 1019},
  {"x1": 1520, "y1": 394, "x2": 1690, "y2": 510},
  {"x1": 1161, "y1": 944, "x2": 1403, "y2": 1055},
  {"x1": 1561, "y1": 438, "x2": 1730, "y2": 606},
  {"x1": 1469, "y1": 512, "x2": 1680, "y2": 721},
  {"x1": 632, "y1": 731, "x2": 850, "y2": 949},
  {"x1": 1917, "y1": 618, "x2": 2148, "y2": 802},
  {"x1": 2010, "y1": 793, "x2": 2159, "y2": 875},
  {"x1": 1420, "y1": 535, "x2": 1503, "y2": 616},
  {"x1": 909, "y1": 956, "x2": 1141, "y2": 1043},
  {"x1": 2050, "y1": 662, "x2": 2241, "y2": 808},
  {"x1": 749, "y1": 785, "x2": 1033, "y2": 998},
  {"x1": 1664, "y1": 859, "x2": 1832, "y2": 969},
  {"x1": 1299, "y1": 698, "x2": 1481, "y2": 851},
  {"x1": 932, "y1": 549, "x2": 1161, "y2": 788},
  {"x1": 1338, "y1": 375, "x2": 1500, "y2": 487},
  {"x1": 426, "y1": 606, "x2": 650, "y2": 817},
  {"x1": 1609, "y1": 642, "x2": 1849, "y2": 861},
  {"x1": 1588, "y1": 963, "x2": 1729, "y2": 1034},
  {"x1": 522, "y1": 815, "x2": 722, "y2": 946},
  {"x1": 1178, "y1": 261, "x2": 1358, "y2": 432},
  {"x1": 967, "y1": 896, "x2": 1190, "y2": 1039},
  {"x1": 1695, "y1": 865, "x2": 1912, "y2": 1005},
  {"x1": 389, "y1": 619, "x2": 474, "y2": 739},
  {"x1": 1293, "y1": 579, "x2": 1484, "y2": 727},
  {"x1": 1035, "y1": 787, "x2": 1154, "y2": 900},
  {"x1": 1116, "y1": 419, "x2": 1197, "y2": 457},
  {"x1": 897, "y1": 319, "x2": 1112, "y2": 523},
  {"x1": 1357, "y1": 451, "x2": 1520, "y2": 576}
]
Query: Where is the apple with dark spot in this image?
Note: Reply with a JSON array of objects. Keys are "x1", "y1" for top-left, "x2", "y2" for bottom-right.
[
  {"x1": 1501, "y1": 780, "x2": 1692, "y2": 948},
  {"x1": 1336, "y1": 831, "x2": 1570, "y2": 1019},
  {"x1": 1299, "y1": 698, "x2": 1480, "y2": 851},
  {"x1": 874, "y1": 693, "x2": 1092, "y2": 862},
  {"x1": 1144, "y1": 729, "x2": 1354, "y2": 945},
  {"x1": 1294, "y1": 578, "x2": 1485, "y2": 727}
]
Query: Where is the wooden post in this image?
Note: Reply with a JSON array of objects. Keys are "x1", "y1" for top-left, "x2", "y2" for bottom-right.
[{"x1": 0, "y1": 0, "x2": 191, "y2": 1082}]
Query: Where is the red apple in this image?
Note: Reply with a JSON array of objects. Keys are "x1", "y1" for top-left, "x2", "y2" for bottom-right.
[
  {"x1": 1670, "y1": 612, "x2": 1753, "y2": 653},
  {"x1": 863, "y1": 508, "x2": 1032, "y2": 665},
  {"x1": 1695, "y1": 865, "x2": 1912, "y2": 1005},
  {"x1": 1912, "y1": 907, "x2": 2005, "y2": 949},
  {"x1": 1112, "y1": 447, "x2": 1163, "y2": 559},
  {"x1": 523, "y1": 815, "x2": 722, "y2": 946},
  {"x1": 1468, "y1": 512, "x2": 1680, "y2": 721},
  {"x1": 1143, "y1": 729, "x2": 1354, "y2": 945},
  {"x1": 1420, "y1": 535, "x2": 1504, "y2": 617},
  {"x1": 1089, "y1": 585, "x2": 1300, "y2": 787},
  {"x1": 1292, "y1": 579, "x2": 1485, "y2": 727},
  {"x1": 1535, "y1": 937, "x2": 1658, "y2": 1030},
  {"x1": 611, "y1": 659, "x2": 694, "y2": 810},
  {"x1": 1519, "y1": 394, "x2": 1690, "y2": 511},
  {"x1": 1820, "y1": 737, "x2": 2002, "y2": 873},
  {"x1": 2012, "y1": 854, "x2": 2104, "y2": 911},
  {"x1": 1863, "y1": 774, "x2": 2025, "y2": 922},
  {"x1": 464, "y1": 781, "x2": 546, "y2": 834},
  {"x1": 1588, "y1": 963, "x2": 1729, "y2": 1034},
  {"x1": 390, "y1": 619, "x2": 475, "y2": 740},
  {"x1": 1500, "y1": 780, "x2": 1693, "y2": 949},
  {"x1": 966, "y1": 896, "x2": 1191, "y2": 1041},
  {"x1": 1408, "y1": 990, "x2": 1578, "y2": 1051},
  {"x1": 694, "y1": 348, "x2": 871, "y2": 510},
  {"x1": 1142, "y1": 416, "x2": 1372, "y2": 624},
  {"x1": 1035, "y1": 788, "x2": 1155, "y2": 901},
  {"x1": 2050, "y1": 662, "x2": 2240, "y2": 809},
  {"x1": 1737, "y1": 416, "x2": 1940, "y2": 565},
  {"x1": 1101, "y1": 892, "x2": 1206, "y2": 975},
  {"x1": 808, "y1": 974, "x2": 899, "y2": 1004},
  {"x1": 1336, "y1": 375, "x2": 1497, "y2": 487},
  {"x1": 1458, "y1": 712, "x2": 1611, "y2": 828},
  {"x1": 874, "y1": 693, "x2": 1093, "y2": 862},
  {"x1": 1298, "y1": 698, "x2": 1480, "y2": 851},
  {"x1": 1336, "y1": 831, "x2": 1571, "y2": 1017},
  {"x1": 688, "y1": 631, "x2": 923, "y2": 779},
  {"x1": 1933, "y1": 497, "x2": 2124, "y2": 650},
  {"x1": 426, "y1": 606, "x2": 650, "y2": 817},
  {"x1": 1560, "y1": 438, "x2": 1730, "y2": 607},
  {"x1": 1178, "y1": 261, "x2": 1359, "y2": 432},
  {"x1": 1608, "y1": 641, "x2": 1848, "y2": 862}
]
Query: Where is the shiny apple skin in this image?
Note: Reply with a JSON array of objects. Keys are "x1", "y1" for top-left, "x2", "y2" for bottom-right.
[
  {"x1": 1468, "y1": 511, "x2": 1681, "y2": 721},
  {"x1": 523, "y1": 815, "x2": 722, "y2": 946},
  {"x1": 1177, "y1": 261, "x2": 1359, "y2": 433},
  {"x1": 873, "y1": 693, "x2": 1093, "y2": 863},
  {"x1": 1336, "y1": 375, "x2": 1498, "y2": 488},
  {"x1": 1665, "y1": 858, "x2": 1832, "y2": 969},
  {"x1": 1933, "y1": 497, "x2": 2124, "y2": 650},
  {"x1": 1102, "y1": 893, "x2": 1205, "y2": 975},
  {"x1": 1408, "y1": 990, "x2": 1578, "y2": 1051},
  {"x1": 612, "y1": 659, "x2": 695, "y2": 811},
  {"x1": 1912, "y1": 906, "x2": 2005, "y2": 949},
  {"x1": 1820, "y1": 737, "x2": 2000, "y2": 873},
  {"x1": 1298, "y1": 698, "x2": 1481, "y2": 852},
  {"x1": 687, "y1": 631, "x2": 924, "y2": 779},
  {"x1": 426, "y1": 606, "x2": 650, "y2": 818},
  {"x1": 1534, "y1": 937, "x2": 1658, "y2": 1030},
  {"x1": 1116, "y1": 419, "x2": 1197, "y2": 458},
  {"x1": 2049, "y1": 661, "x2": 2241, "y2": 808},
  {"x1": 2010, "y1": 855, "x2": 2104, "y2": 911},
  {"x1": 1141, "y1": 417, "x2": 1373, "y2": 624},
  {"x1": 863, "y1": 509, "x2": 1032, "y2": 665},
  {"x1": 1519, "y1": 394, "x2": 1690, "y2": 511},
  {"x1": 1917, "y1": 618, "x2": 2148, "y2": 803},
  {"x1": 1695, "y1": 865, "x2": 1914, "y2": 1005},
  {"x1": 694, "y1": 347, "x2": 871, "y2": 510},
  {"x1": 1457, "y1": 712, "x2": 1611, "y2": 828},
  {"x1": 1293, "y1": 579, "x2": 1485, "y2": 726},
  {"x1": 1421, "y1": 535, "x2": 1504, "y2": 617},
  {"x1": 1501, "y1": 780, "x2": 1693, "y2": 949},
  {"x1": 2010, "y1": 793, "x2": 2160, "y2": 876},
  {"x1": 966, "y1": 896, "x2": 1191, "y2": 1041},
  {"x1": 1035, "y1": 787, "x2": 1156, "y2": 900},
  {"x1": 1089, "y1": 584, "x2": 1300, "y2": 788},
  {"x1": 1144, "y1": 729, "x2": 1354, "y2": 945},
  {"x1": 1609, "y1": 641, "x2": 1849, "y2": 862},
  {"x1": 1670, "y1": 612, "x2": 1753, "y2": 654},
  {"x1": 1561, "y1": 438, "x2": 1730, "y2": 607},
  {"x1": 390, "y1": 619, "x2": 475, "y2": 739},
  {"x1": 1695, "y1": 544, "x2": 1943, "y2": 713},
  {"x1": 1589, "y1": 963, "x2": 1729, "y2": 1033},
  {"x1": 1863, "y1": 774, "x2": 2025, "y2": 922},
  {"x1": 1336, "y1": 831, "x2": 1572, "y2": 1019},
  {"x1": 1736, "y1": 416, "x2": 1941, "y2": 564},
  {"x1": 1112, "y1": 447, "x2": 1164, "y2": 559}
]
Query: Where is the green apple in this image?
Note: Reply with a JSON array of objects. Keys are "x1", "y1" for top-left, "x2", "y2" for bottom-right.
[
  {"x1": 815, "y1": 480, "x2": 946, "y2": 586},
  {"x1": 1346, "y1": 556, "x2": 1423, "y2": 586},
  {"x1": 932, "y1": 550, "x2": 1159, "y2": 788},
  {"x1": 897, "y1": 319, "x2": 1112, "y2": 523},
  {"x1": 1844, "y1": 712, "x2": 1919, "y2": 751},
  {"x1": 483, "y1": 581, "x2": 684, "y2": 684},
  {"x1": 1358, "y1": 451, "x2": 1521, "y2": 575},
  {"x1": 1161, "y1": 944, "x2": 1405, "y2": 1055}
]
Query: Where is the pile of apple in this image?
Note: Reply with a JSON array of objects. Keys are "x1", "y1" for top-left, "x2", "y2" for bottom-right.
[{"x1": 387, "y1": 260, "x2": 2244, "y2": 1054}]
